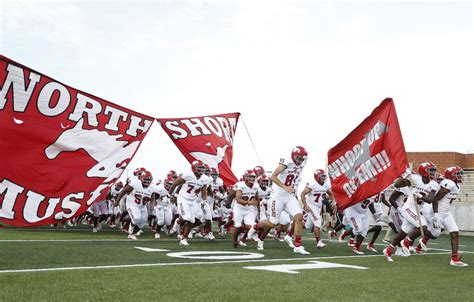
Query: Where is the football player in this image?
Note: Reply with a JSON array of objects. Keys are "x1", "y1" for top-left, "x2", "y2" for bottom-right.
[{"x1": 383, "y1": 162, "x2": 440, "y2": 261}]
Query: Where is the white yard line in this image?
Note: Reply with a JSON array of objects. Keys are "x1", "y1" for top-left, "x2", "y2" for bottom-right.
[{"x1": 2, "y1": 251, "x2": 472, "y2": 274}]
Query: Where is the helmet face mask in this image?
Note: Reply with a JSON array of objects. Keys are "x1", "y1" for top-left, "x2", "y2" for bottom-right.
[
  {"x1": 140, "y1": 171, "x2": 153, "y2": 187},
  {"x1": 257, "y1": 175, "x2": 270, "y2": 188},
  {"x1": 210, "y1": 167, "x2": 219, "y2": 179},
  {"x1": 314, "y1": 169, "x2": 327, "y2": 184},
  {"x1": 115, "y1": 181, "x2": 124, "y2": 190},
  {"x1": 291, "y1": 146, "x2": 308, "y2": 166},
  {"x1": 445, "y1": 166, "x2": 464, "y2": 183},
  {"x1": 243, "y1": 170, "x2": 256, "y2": 186},
  {"x1": 418, "y1": 162, "x2": 437, "y2": 180},
  {"x1": 167, "y1": 170, "x2": 178, "y2": 181},
  {"x1": 191, "y1": 160, "x2": 206, "y2": 176}
]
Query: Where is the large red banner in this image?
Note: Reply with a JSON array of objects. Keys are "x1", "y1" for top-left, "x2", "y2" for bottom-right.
[
  {"x1": 327, "y1": 98, "x2": 408, "y2": 210},
  {"x1": 158, "y1": 113, "x2": 240, "y2": 186},
  {"x1": 0, "y1": 55, "x2": 154, "y2": 226}
]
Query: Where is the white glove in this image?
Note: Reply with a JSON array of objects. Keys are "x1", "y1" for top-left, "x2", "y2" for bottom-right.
[{"x1": 432, "y1": 213, "x2": 440, "y2": 229}]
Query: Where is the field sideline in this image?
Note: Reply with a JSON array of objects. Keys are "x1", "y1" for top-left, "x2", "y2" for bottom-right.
[{"x1": 1, "y1": 226, "x2": 473, "y2": 301}]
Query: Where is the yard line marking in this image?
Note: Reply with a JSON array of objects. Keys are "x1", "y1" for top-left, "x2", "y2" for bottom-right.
[
  {"x1": 244, "y1": 261, "x2": 368, "y2": 274},
  {"x1": 0, "y1": 251, "x2": 468, "y2": 274},
  {"x1": 134, "y1": 247, "x2": 170, "y2": 252}
]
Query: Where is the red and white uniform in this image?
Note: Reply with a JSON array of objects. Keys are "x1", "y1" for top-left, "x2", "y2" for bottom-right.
[
  {"x1": 389, "y1": 188, "x2": 407, "y2": 232},
  {"x1": 344, "y1": 200, "x2": 370, "y2": 237},
  {"x1": 257, "y1": 186, "x2": 272, "y2": 221},
  {"x1": 232, "y1": 181, "x2": 258, "y2": 228},
  {"x1": 126, "y1": 178, "x2": 156, "y2": 228},
  {"x1": 108, "y1": 186, "x2": 122, "y2": 216},
  {"x1": 154, "y1": 182, "x2": 172, "y2": 226},
  {"x1": 208, "y1": 177, "x2": 224, "y2": 218},
  {"x1": 429, "y1": 178, "x2": 460, "y2": 237},
  {"x1": 400, "y1": 174, "x2": 440, "y2": 234},
  {"x1": 177, "y1": 170, "x2": 207, "y2": 224},
  {"x1": 269, "y1": 157, "x2": 304, "y2": 224},
  {"x1": 304, "y1": 180, "x2": 331, "y2": 229},
  {"x1": 368, "y1": 191, "x2": 389, "y2": 226},
  {"x1": 195, "y1": 175, "x2": 213, "y2": 222}
]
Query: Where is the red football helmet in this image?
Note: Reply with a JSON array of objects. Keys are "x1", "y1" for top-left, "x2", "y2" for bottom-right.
[
  {"x1": 314, "y1": 169, "x2": 327, "y2": 184},
  {"x1": 253, "y1": 166, "x2": 265, "y2": 177},
  {"x1": 139, "y1": 170, "x2": 153, "y2": 187},
  {"x1": 191, "y1": 160, "x2": 206, "y2": 176},
  {"x1": 418, "y1": 162, "x2": 437, "y2": 180},
  {"x1": 291, "y1": 146, "x2": 308, "y2": 166},
  {"x1": 204, "y1": 164, "x2": 211, "y2": 176},
  {"x1": 444, "y1": 166, "x2": 464, "y2": 183},
  {"x1": 257, "y1": 175, "x2": 270, "y2": 188},
  {"x1": 167, "y1": 170, "x2": 178, "y2": 180},
  {"x1": 164, "y1": 176, "x2": 174, "y2": 190},
  {"x1": 133, "y1": 167, "x2": 146, "y2": 176},
  {"x1": 210, "y1": 167, "x2": 219, "y2": 179},
  {"x1": 115, "y1": 181, "x2": 124, "y2": 190},
  {"x1": 243, "y1": 170, "x2": 256, "y2": 186}
]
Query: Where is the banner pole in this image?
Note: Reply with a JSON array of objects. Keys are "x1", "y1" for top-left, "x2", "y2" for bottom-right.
[{"x1": 240, "y1": 115, "x2": 264, "y2": 167}]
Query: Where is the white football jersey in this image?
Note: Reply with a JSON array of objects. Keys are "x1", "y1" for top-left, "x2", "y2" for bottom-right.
[
  {"x1": 155, "y1": 182, "x2": 171, "y2": 207},
  {"x1": 437, "y1": 179, "x2": 460, "y2": 213},
  {"x1": 272, "y1": 157, "x2": 305, "y2": 194},
  {"x1": 178, "y1": 170, "x2": 207, "y2": 200},
  {"x1": 347, "y1": 199, "x2": 371, "y2": 215},
  {"x1": 235, "y1": 181, "x2": 258, "y2": 206},
  {"x1": 403, "y1": 174, "x2": 440, "y2": 210},
  {"x1": 210, "y1": 177, "x2": 224, "y2": 198},
  {"x1": 126, "y1": 178, "x2": 156, "y2": 207},
  {"x1": 304, "y1": 180, "x2": 331, "y2": 208}
]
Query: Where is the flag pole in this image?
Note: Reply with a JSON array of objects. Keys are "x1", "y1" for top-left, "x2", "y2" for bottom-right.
[{"x1": 240, "y1": 115, "x2": 264, "y2": 167}]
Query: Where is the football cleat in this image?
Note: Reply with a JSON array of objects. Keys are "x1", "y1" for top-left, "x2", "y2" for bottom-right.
[
  {"x1": 382, "y1": 239, "x2": 391, "y2": 244},
  {"x1": 92, "y1": 227, "x2": 98, "y2": 233},
  {"x1": 239, "y1": 240, "x2": 247, "y2": 247},
  {"x1": 338, "y1": 232, "x2": 346, "y2": 243},
  {"x1": 450, "y1": 256, "x2": 469, "y2": 267},
  {"x1": 367, "y1": 243, "x2": 377, "y2": 252},
  {"x1": 257, "y1": 239, "x2": 264, "y2": 250},
  {"x1": 177, "y1": 234, "x2": 183, "y2": 240},
  {"x1": 180, "y1": 239, "x2": 189, "y2": 246},
  {"x1": 418, "y1": 238, "x2": 428, "y2": 252},
  {"x1": 348, "y1": 238, "x2": 355, "y2": 247},
  {"x1": 395, "y1": 247, "x2": 409, "y2": 257},
  {"x1": 316, "y1": 240, "x2": 327, "y2": 249},
  {"x1": 383, "y1": 247, "x2": 394, "y2": 262},
  {"x1": 195, "y1": 232, "x2": 204, "y2": 238},
  {"x1": 247, "y1": 225, "x2": 256, "y2": 241},
  {"x1": 284, "y1": 234, "x2": 295, "y2": 248},
  {"x1": 154, "y1": 233, "x2": 160, "y2": 239},
  {"x1": 293, "y1": 246, "x2": 310, "y2": 255},
  {"x1": 328, "y1": 230, "x2": 336, "y2": 241},
  {"x1": 204, "y1": 232, "x2": 216, "y2": 241},
  {"x1": 352, "y1": 247, "x2": 365, "y2": 255},
  {"x1": 128, "y1": 234, "x2": 138, "y2": 241},
  {"x1": 401, "y1": 239, "x2": 411, "y2": 256}
]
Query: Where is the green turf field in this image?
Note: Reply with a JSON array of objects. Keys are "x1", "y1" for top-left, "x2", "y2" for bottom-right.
[{"x1": 0, "y1": 226, "x2": 473, "y2": 301}]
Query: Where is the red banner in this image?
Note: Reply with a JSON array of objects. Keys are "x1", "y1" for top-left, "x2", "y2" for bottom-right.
[
  {"x1": 157, "y1": 113, "x2": 240, "y2": 186},
  {"x1": 327, "y1": 98, "x2": 408, "y2": 210},
  {"x1": 0, "y1": 55, "x2": 154, "y2": 226}
]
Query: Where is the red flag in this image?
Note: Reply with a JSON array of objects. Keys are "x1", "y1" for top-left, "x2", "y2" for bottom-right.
[
  {"x1": 327, "y1": 98, "x2": 408, "y2": 210},
  {"x1": 0, "y1": 55, "x2": 154, "y2": 226},
  {"x1": 157, "y1": 113, "x2": 240, "y2": 186}
]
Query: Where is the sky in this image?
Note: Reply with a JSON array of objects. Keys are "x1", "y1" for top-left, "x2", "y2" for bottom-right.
[{"x1": 1, "y1": 0, "x2": 473, "y2": 183}]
